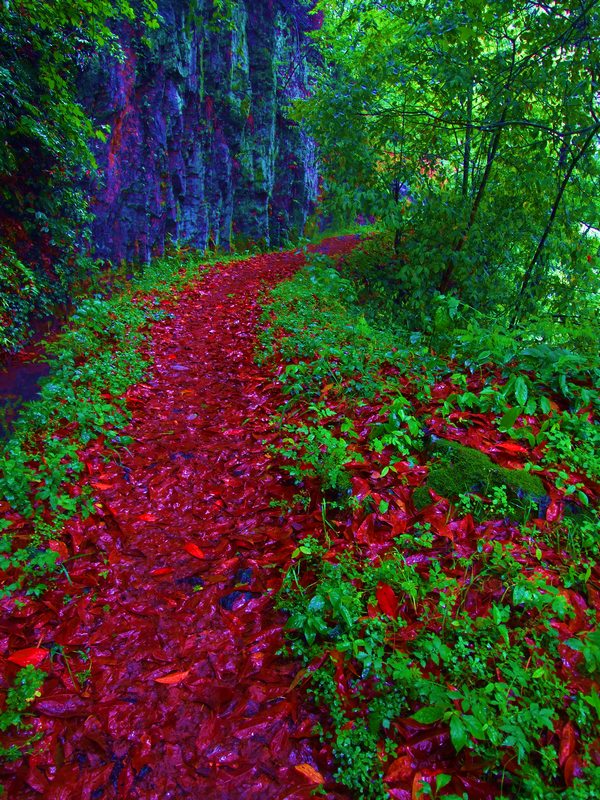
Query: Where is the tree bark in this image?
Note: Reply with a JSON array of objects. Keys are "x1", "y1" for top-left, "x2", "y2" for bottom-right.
[
  {"x1": 439, "y1": 105, "x2": 508, "y2": 293},
  {"x1": 510, "y1": 123, "x2": 600, "y2": 327},
  {"x1": 462, "y1": 82, "x2": 473, "y2": 198}
]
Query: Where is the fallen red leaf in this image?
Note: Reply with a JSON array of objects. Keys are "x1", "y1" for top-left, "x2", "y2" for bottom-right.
[
  {"x1": 138, "y1": 512, "x2": 158, "y2": 522},
  {"x1": 48, "y1": 540, "x2": 69, "y2": 561},
  {"x1": 8, "y1": 647, "x2": 48, "y2": 667},
  {"x1": 293, "y1": 763, "x2": 324, "y2": 784},
  {"x1": 495, "y1": 441, "x2": 527, "y2": 454},
  {"x1": 376, "y1": 582, "x2": 399, "y2": 618},
  {"x1": 563, "y1": 754, "x2": 584, "y2": 787},
  {"x1": 385, "y1": 754, "x2": 414, "y2": 783},
  {"x1": 559, "y1": 721, "x2": 577, "y2": 767},
  {"x1": 546, "y1": 501, "x2": 561, "y2": 522},
  {"x1": 154, "y1": 670, "x2": 190, "y2": 685},
  {"x1": 412, "y1": 771, "x2": 430, "y2": 800},
  {"x1": 355, "y1": 513, "x2": 375, "y2": 544},
  {"x1": 183, "y1": 542, "x2": 204, "y2": 559}
]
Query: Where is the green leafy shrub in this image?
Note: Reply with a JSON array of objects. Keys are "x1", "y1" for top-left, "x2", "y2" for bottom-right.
[
  {"x1": 259, "y1": 243, "x2": 599, "y2": 799},
  {"x1": 278, "y1": 538, "x2": 593, "y2": 799},
  {"x1": 0, "y1": 0, "x2": 159, "y2": 353}
]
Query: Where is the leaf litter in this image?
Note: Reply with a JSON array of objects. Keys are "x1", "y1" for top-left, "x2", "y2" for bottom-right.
[
  {"x1": 2, "y1": 232, "x2": 597, "y2": 799},
  {"x1": 0, "y1": 238, "x2": 359, "y2": 799}
]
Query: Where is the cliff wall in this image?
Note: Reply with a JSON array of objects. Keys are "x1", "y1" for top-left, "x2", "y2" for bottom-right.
[{"x1": 83, "y1": 0, "x2": 319, "y2": 262}]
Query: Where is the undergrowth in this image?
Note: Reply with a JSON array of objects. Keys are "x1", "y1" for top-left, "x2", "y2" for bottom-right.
[{"x1": 258, "y1": 244, "x2": 600, "y2": 798}]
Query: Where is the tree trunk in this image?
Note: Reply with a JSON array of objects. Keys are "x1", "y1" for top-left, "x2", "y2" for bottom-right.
[
  {"x1": 439, "y1": 105, "x2": 508, "y2": 293},
  {"x1": 462, "y1": 82, "x2": 473, "y2": 198},
  {"x1": 510, "y1": 124, "x2": 600, "y2": 327}
]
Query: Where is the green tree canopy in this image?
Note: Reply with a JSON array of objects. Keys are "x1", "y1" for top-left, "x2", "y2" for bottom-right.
[{"x1": 295, "y1": 0, "x2": 600, "y2": 325}]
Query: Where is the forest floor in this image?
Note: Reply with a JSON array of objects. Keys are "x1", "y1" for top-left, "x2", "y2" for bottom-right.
[
  {"x1": 0, "y1": 238, "x2": 358, "y2": 799},
  {"x1": 1, "y1": 235, "x2": 598, "y2": 800}
]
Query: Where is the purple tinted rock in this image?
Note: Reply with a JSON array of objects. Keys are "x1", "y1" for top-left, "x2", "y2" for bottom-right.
[{"x1": 81, "y1": 0, "x2": 318, "y2": 263}]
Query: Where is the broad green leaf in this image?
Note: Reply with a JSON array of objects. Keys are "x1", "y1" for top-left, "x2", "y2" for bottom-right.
[
  {"x1": 499, "y1": 407, "x2": 521, "y2": 431},
  {"x1": 450, "y1": 714, "x2": 470, "y2": 752},
  {"x1": 514, "y1": 377, "x2": 529, "y2": 408},
  {"x1": 435, "y1": 773, "x2": 453, "y2": 791},
  {"x1": 540, "y1": 396, "x2": 552, "y2": 414},
  {"x1": 412, "y1": 705, "x2": 448, "y2": 724}
]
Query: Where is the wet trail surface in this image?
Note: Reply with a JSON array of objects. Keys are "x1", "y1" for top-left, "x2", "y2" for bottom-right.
[{"x1": 2, "y1": 242, "x2": 358, "y2": 799}]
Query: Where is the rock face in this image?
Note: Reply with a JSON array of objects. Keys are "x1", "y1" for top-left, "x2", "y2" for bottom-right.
[{"x1": 82, "y1": 0, "x2": 319, "y2": 263}]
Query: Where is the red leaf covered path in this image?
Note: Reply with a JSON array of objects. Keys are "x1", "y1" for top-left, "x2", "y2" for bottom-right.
[{"x1": 2, "y1": 241, "x2": 359, "y2": 799}]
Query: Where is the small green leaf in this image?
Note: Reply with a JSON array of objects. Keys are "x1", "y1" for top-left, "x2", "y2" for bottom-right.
[
  {"x1": 499, "y1": 407, "x2": 521, "y2": 431},
  {"x1": 308, "y1": 594, "x2": 326, "y2": 613},
  {"x1": 532, "y1": 666, "x2": 545, "y2": 678},
  {"x1": 450, "y1": 714, "x2": 469, "y2": 752},
  {"x1": 513, "y1": 584, "x2": 531, "y2": 605},
  {"x1": 540, "y1": 396, "x2": 552, "y2": 414},
  {"x1": 412, "y1": 705, "x2": 447, "y2": 724},
  {"x1": 524, "y1": 396, "x2": 537, "y2": 416},
  {"x1": 462, "y1": 714, "x2": 486, "y2": 739},
  {"x1": 435, "y1": 773, "x2": 453, "y2": 791},
  {"x1": 514, "y1": 377, "x2": 529, "y2": 408}
]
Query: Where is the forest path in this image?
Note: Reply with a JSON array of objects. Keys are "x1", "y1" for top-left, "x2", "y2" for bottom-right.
[{"x1": 5, "y1": 240, "x2": 358, "y2": 800}]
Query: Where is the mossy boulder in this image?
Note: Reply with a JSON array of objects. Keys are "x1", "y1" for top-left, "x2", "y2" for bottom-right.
[{"x1": 413, "y1": 438, "x2": 545, "y2": 521}]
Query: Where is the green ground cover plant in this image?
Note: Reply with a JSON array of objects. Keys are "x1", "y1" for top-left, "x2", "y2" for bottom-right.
[
  {"x1": 0, "y1": 665, "x2": 45, "y2": 763},
  {"x1": 259, "y1": 245, "x2": 600, "y2": 798}
]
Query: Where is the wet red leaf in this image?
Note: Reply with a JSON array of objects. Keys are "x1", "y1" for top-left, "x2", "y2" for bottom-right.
[
  {"x1": 563, "y1": 754, "x2": 584, "y2": 787},
  {"x1": 8, "y1": 646, "x2": 48, "y2": 667},
  {"x1": 412, "y1": 771, "x2": 431, "y2": 799},
  {"x1": 34, "y1": 693, "x2": 87, "y2": 718},
  {"x1": 138, "y1": 512, "x2": 158, "y2": 522},
  {"x1": 183, "y1": 542, "x2": 204, "y2": 559},
  {"x1": 376, "y1": 582, "x2": 399, "y2": 618},
  {"x1": 48, "y1": 540, "x2": 69, "y2": 561},
  {"x1": 546, "y1": 501, "x2": 561, "y2": 522},
  {"x1": 559, "y1": 721, "x2": 577, "y2": 767},
  {"x1": 494, "y1": 441, "x2": 527, "y2": 455},
  {"x1": 154, "y1": 670, "x2": 190, "y2": 685},
  {"x1": 355, "y1": 513, "x2": 375, "y2": 544},
  {"x1": 294, "y1": 763, "x2": 325, "y2": 784},
  {"x1": 385, "y1": 754, "x2": 414, "y2": 783}
]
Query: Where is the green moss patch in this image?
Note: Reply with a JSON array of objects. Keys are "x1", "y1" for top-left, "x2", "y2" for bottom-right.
[{"x1": 414, "y1": 438, "x2": 546, "y2": 521}]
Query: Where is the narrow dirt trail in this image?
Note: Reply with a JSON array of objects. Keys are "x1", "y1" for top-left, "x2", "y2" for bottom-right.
[{"x1": 3, "y1": 242, "x2": 357, "y2": 800}]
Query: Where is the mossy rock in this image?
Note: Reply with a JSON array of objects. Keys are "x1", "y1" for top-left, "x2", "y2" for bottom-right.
[{"x1": 414, "y1": 438, "x2": 545, "y2": 521}]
